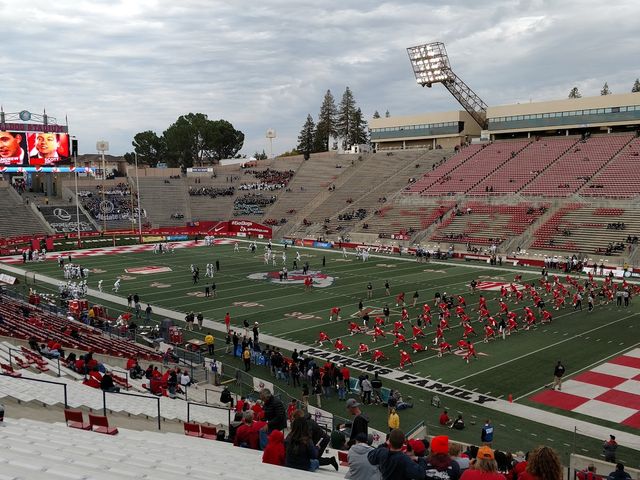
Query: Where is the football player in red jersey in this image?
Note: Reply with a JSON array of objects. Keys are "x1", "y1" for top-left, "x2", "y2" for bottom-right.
[
  {"x1": 357, "y1": 343, "x2": 369, "y2": 357},
  {"x1": 393, "y1": 332, "x2": 408, "y2": 347},
  {"x1": 372, "y1": 349, "x2": 387, "y2": 362},
  {"x1": 329, "y1": 306, "x2": 341, "y2": 321},
  {"x1": 372, "y1": 325, "x2": 386, "y2": 342},
  {"x1": 334, "y1": 338, "x2": 350, "y2": 352},
  {"x1": 399, "y1": 350, "x2": 413, "y2": 369},
  {"x1": 317, "y1": 331, "x2": 330, "y2": 346}
]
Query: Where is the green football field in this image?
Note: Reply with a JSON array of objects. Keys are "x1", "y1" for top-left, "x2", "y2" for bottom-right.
[{"x1": 11, "y1": 240, "x2": 640, "y2": 462}]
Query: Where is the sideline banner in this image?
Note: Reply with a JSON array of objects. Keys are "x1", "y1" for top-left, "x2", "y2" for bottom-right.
[{"x1": 252, "y1": 376, "x2": 274, "y2": 393}]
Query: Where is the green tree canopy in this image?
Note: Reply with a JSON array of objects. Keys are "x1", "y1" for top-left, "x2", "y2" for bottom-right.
[
  {"x1": 130, "y1": 130, "x2": 167, "y2": 166},
  {"x1": 297, "y1": 114, "x2": 316, "y2": 154},
  {"x1": 314, "y1": 90, "x2": 338, "y2": 152},
  {"x1": 600, "y1": 82, "x2": 611, "y2": 95},
  {"x1": 337, "y1": 86, "x2": 356, "y2": 147},
  {"x1": 162, "y1": 113, "x2": 244, "y2": 167},
  {"x1": 373, "y1": 110, "x2": 380, "y2": 119},
  {"x1": 632, "y1": 78, "x2": 640, "y2": 93},
  {"x1": 568, "y1": 87, "x2": 582, "y2": 99},
  {"x1": 349, "y1": 107, "x2": 368, "y2": 146}
]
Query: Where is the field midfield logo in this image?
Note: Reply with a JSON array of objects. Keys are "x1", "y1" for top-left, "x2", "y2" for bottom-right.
[
  {"x1": 90, "y1": 268, "x2": 107, "y2": 274},
  {"x1": 233, "y1": 301, "x2": 264, "y2": 308},
  {"x1": 187, "y1": 291, "x2": 206, "y2": 298},
  {"x1": 150, "y1": 282, "x2": 172, "y2": 288},
  {"x1": 247, "y1": 269, "x2": 335, "y2": 288},
  {"x1": 475, "y1": 281, "x2": 524, "y2": 291},
  {"x1": 350, "y1": 307, "x2": 383, "y2": 318},
  {"x1": 376, "y1": 263, "x2": 396, "y2": 268},
  {"x1": 116, "y1": 275, "x2": 136, "y2": 280}
]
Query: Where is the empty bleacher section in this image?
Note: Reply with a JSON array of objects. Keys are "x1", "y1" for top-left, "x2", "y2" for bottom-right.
[
  {"x1": 361, "y1": 202, "x2": 455, "y2": 239},
  {"x1": 0, "y1": 295, "x2": 160, "y2": 361},
  {"x1": 430, "y1": 202, "x2": 549, "y2": 247},
  {"x1": 422, "y1": 140, "x2": 532, "y2": 196},
  {"x1": 288, "y1": 150, "x2": 447, "y2": 237},
  {"x1": 580, "y1": 136, "x2": 640, "y2": 198},
  {"x1": 530, "y1": 204, "x2": 640, "y2": 255},
  {"x1": 258, "y1": 153, "x2": 354, "y2": 234},
  {"x1": 468, "y1": 137, "x2": 578, "y2": 195},
  {"x1": 137, "y1": 177, "x2": 190, "y2": 227},
  {"x1": 521, "y1": 134, "x2": 634, "y2": 197},
  {"x1": 404, "y1": 143, "x2": 484, "y2": 194},
  {"x1": 37, "y1": 205, "x2": 97, "y2": 233},
  {"x1": 0, "y1": 183, "x2": 49, "y2": 238},
  {"x1": 0, "y1": 418, "x2": 324, "y2": 480}
]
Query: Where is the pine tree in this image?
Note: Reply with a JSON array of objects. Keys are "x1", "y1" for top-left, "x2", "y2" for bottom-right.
[
  {"x1": 373, "y1": 110, "x2": 380, "y2": 119},
  {"x1": 349, "y1": 108, "x2": 369, "y2": 146},
  {"x1": 568, "y1": 87, "x2": 582, "y2": 99},
  {"x1": 314, "y1": 90, "x2": 338, "y2": 151},
  {"x1": 600, "y1": 82, "x2": 611, "y2": 95},
  {"x1": 385, "y1": 110, "x2": 391, "y2": 118},
  {"x1": 337, "y1": 86, "x2": 357, "y2": 148},
  {"x1": 632, "y1": 79, "x2": 640, "y2": 93},
  {"x1": 297, "y1": 114, "x2": 315, "y2": 155}
]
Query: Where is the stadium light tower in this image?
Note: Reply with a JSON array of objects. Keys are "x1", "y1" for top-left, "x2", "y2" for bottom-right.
[{"x1": 407, "y1": 41, "x2": 488, "y2": 129}]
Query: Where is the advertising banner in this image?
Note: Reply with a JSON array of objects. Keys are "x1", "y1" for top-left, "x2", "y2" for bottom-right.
[{"x1": 228, "y1": 220, "x2": 272, "y2": 238}]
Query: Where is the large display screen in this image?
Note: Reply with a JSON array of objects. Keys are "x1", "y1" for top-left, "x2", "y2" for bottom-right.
[{"x1": 0, "y1": 130, "x2": 70, "y2": 166}]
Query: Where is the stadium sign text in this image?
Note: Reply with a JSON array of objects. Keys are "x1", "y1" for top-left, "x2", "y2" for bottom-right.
[{"x1": 301, "y1": 347, "x2": 496, "y2": 405}]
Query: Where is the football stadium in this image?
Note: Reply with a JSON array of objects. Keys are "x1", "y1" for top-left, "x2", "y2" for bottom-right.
[{"x1": 1, "y1": 7, "x2": 640, "y2": 480}]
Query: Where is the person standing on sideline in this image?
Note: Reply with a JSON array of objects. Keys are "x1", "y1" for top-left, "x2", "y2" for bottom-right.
[
  {"x1": 144, "y1": 304, "x2": 152, "y2": 325},
  {"x1": 367, "y1": 282, "x2": 373, "y2": 300},
  {"x1": 388, "y1": 408, "x2": 400, "y2": 432},
  {"x1": 481, "y1": 419, "x2": 494, "y2": 445},
  {"x1": 603, "y1": 435, "x2": 618, "y2": 463},
  {"x1": 552, "y1": 360, "x2": 565, "y2": 391}
]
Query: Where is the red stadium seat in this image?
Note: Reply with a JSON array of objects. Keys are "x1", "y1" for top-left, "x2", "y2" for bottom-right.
[
  {"x1": 64, "y1": 409, "x2": 91, "y2": 430},
  {"x1": 88, "y1": 414, "x2": 119, "y2": 435}
]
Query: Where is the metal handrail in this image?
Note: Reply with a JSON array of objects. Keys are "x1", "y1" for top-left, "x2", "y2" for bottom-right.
[
  {"x1": 186, "y1": 401, "x2": 232, "y2": 430},
  {"x1": 102, "y1": 389, "x2": 161, "y2": 430},
  {"x1": 0, "y1": 372, "x2": 68, "y2": 408}
]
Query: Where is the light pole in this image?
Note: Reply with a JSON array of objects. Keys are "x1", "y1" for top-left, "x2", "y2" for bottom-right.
[
  {"x1": 134, "y1": 151, "x2": 143, "y2": 242},
  {"x1": 72, "y1": 136, "x2": 81, "y2": 248},
  {"x1": 96, "y1": 141, "x2": 109, "y2": 234}
]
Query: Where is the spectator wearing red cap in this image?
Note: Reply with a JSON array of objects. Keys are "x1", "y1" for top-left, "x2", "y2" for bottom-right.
[
  {"x1": 407, "y1": 439, "x2": 427, "y2": 458},
  {"x1": 425, "y1": 435, "x2": 461, "y2": 480},
  {"x1": 460, "y1": 446, "x2": 505, "y2": 480}
]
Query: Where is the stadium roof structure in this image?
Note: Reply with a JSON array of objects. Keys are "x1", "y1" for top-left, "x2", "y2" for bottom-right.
[{"x1": 407, "y1": 41, "x2": 489, "y2": 130}]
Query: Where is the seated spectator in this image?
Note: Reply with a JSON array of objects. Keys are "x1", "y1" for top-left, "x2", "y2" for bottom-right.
[
  {"x1": 180, "y1": 370, "x2": 192, "y2": 388},
  {"x1": 451, "y1": 414, "x2": 465, "y2": 430},
  {"x1": 439, "y1": 409, "x2": 450, "y2": 426},
  {"x1": 100, "y1": 371, "x2": 120, "y2": 393},
  {"x1": 425, "y1": 435, "x2": 460, "y2": 480},
  {"x1": 460, "y1": 446, "x2": 506, "y2": 480},
  {"x1": 228, "y1": 412, "x2": 244, "y2": 444},
  {"x1": 607, "y1": 463, "x2": 631, "y2": 480},
  {"x1": 330, "y1": 428, "x2": 348, "y2": 450},
  {"x1": 450, "y1": 442, "x2": 470, "y2": 471},
  {"x1": 220, "y1": 386, "x2": 234, "y2": 408},
  {"x1": 285, "y1": 416, "x2": 320, "y2": 472},
  {"x1": 85, "y1": 367, "x2": 102, "y2": 388},
  {"x1": 28, "y1": 336, "x2": 40, "y2": 352},
  {"x1": 262, "y1": 429, "x2": 286, "y2": 466},
  {"x1": 577, "y1": 464, "x2": 599, "y2": 480},
  {"x1": 367, "y1": 429, "x2": 427, "y2": 478},
  {"x1": 128, "y1": 359, "x2": 144, "y2": 379},
  {"x1": 346, "y1": 432, "x2": 381, "y2": 480},
  {"x1": 234, "y1": 410, "x2": 264, "y2": 449},
  {"x1": 518, "y1": 446, "x2": 562, "y2": 480}
]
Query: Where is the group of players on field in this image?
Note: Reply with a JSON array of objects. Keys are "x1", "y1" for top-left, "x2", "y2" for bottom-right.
[{"x1": 317, "y1": 269, "x2": 638, "y2": 368}]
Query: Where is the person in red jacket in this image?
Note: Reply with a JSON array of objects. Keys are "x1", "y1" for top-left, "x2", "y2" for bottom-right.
[
  {"x1": 224, "y1": 312, "x2": 231, "y2": 333},
  {"x1": 234, "y1": 410, "x2": 265, "y2": 450},
  {"x1": 334, "y1": 339, "x2": 349, "y2": 352},
  {"x1": 317, "y1": 331, "x2": 330, "y2": 346},
  {"x1": 329, "y1": 307, "x2": 341, "y2": 321},
  {"x1": 262, "y1": 429, "x2": 285, "y2": 466}
]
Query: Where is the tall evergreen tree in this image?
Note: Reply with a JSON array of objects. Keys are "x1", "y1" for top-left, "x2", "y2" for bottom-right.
[
  {"x1": 372, "y1": 110, "x2": 380, "y2": 119},
  {"x1": 337, "y1": 86, "x2": 357, "y2": 148},
  {"x1": 600, "y1": 82, "x2": 611, "y2": 95},
  {"x1": 385, "y1": 110, "x2": 391, "y2": 118},
  {"x1": 349, "y1": 108, "x2": 369, "y2": 146},
  {"x1": 568, "y1": 87, "x2": 582, "y2": 99},
  {"x1": 297, "y1": 114, "x2": 315, "y2": 155},
  {"x1": 314, "y1": 90, "x2": 338, "y2": 151},
  {"x1": 632, "y1": 78, "x2": 640, "y2": 93}
]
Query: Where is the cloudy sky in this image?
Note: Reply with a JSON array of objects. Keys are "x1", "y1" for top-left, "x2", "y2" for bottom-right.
[{"x1": 1, "y1": 0, "x2": 638, "y2": 157}]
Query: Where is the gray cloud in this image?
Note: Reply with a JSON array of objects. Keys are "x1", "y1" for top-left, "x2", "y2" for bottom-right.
[{"x1": 0, "y1": 0, "x2": 637, "y2": 156}]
